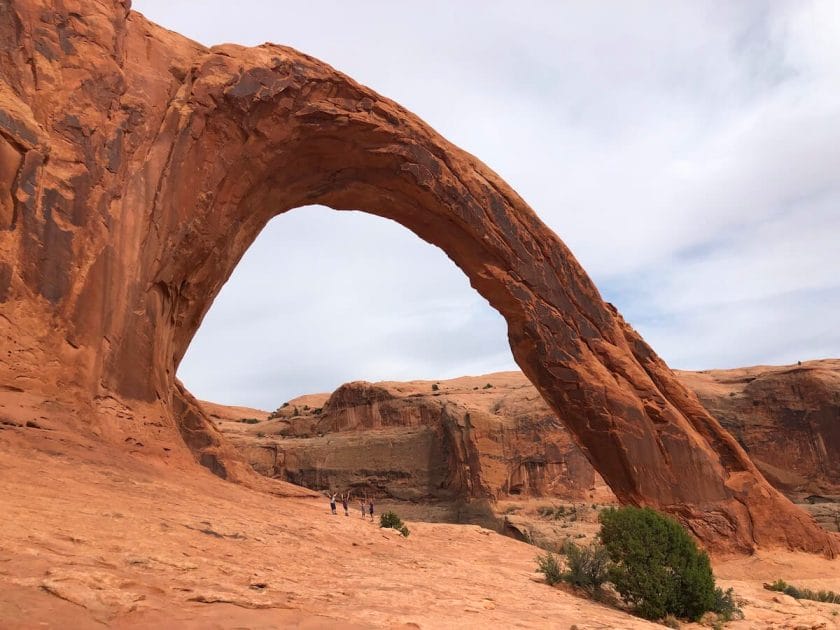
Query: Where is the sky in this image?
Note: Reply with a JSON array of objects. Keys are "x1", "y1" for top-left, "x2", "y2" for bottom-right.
[{"x1": 132, "y1": 1, "x2": 840, "y2": 410}]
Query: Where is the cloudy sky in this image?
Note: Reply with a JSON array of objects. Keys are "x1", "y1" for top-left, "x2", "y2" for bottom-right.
[{"x1": 133, "y1": 1, "x2": 840, "y2": 410}]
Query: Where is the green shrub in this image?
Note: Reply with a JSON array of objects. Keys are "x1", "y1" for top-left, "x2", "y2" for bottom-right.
[
  {"x1": 431, "y1": 383, "x2": 439, "y2": 391},
  {"x1": 483, "y1": 383, "x2": 493, "y2": 389},
  {"x1": 379, "y1": 511, "x2": 410, "y2": 537},
  {"x1": 712, "y1": 587, "x2": 743, "y2": 621},
  {"x1": 598, "y1": 506, "x2": 716, "y2": 621},
  {"x1": 765, "y1": 579, "x2": 840, "y2": 604},
  {"x1": 239, "y1": 418, "x2": 260, "y2": 424},
  {"x1": 563, "y1": 541, "x2": 610, "y2": 593},
  {"x1": 536, "y1": 551, "x2": 563, "y2": 586}
]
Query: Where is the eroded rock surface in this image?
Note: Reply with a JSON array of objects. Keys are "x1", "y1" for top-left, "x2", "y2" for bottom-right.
[
  {"x1": 215, "y1": 362, "x2": 840, "y2": 533},
  {"x1": 676, "y1": 360, "x2": 840, "y2": 498},
  {"x1": 1, "y1": 0, "x2": 836, "y2": 554},
  {"x1": 216, "y1": 373, "x2": 613, "y2": 503}
]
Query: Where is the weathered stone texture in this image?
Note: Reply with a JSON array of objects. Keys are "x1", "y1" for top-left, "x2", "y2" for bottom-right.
[{"x1": 0, "y1": 0, "x2": 836, "y2": 554}]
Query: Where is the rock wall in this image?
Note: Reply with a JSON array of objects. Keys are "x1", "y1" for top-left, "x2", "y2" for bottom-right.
[
  {"x1": 677, "y1": 360, "x2": 840, "y2": 497},
  {"x1": 0, "y1": 0, "x2": 836, "y2": 554},
  {"x1": 216, "y1": 361, "x2": 840, "y2": 526},
  {"x1": 218, "y1": 373, "x2": 613, "y2": 503}
]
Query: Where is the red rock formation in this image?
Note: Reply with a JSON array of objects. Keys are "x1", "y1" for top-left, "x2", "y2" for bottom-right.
[
  {"x1": 219, "y1": 373, "x2": 613, "y2": 503},
  {"x1": 0, "y1": 0, "x2": 836, "y2": 554},
  {"x1": 676, "y1": 360, "x2": 840, "y2": 497},
  {"x1": 217, "y1": 364, "x2": 839, "y2": 532}
]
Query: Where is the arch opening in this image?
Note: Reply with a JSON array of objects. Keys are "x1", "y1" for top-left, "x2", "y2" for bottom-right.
[{"x1": 177, "y1": 205, "x2": 517, "y2": 410}]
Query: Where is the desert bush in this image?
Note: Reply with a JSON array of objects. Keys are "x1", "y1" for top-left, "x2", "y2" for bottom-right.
[
  {"x1": 562, "y1": 541, "x2": 610, "y2": 593},
  {"x1": 536, "y1": 551, "x2": 563, "y2": 586},
  {"x1": 380, "y1": 511, "x2": 410, "y2": 537},
  {"x1": 712, "y1": 586, "x2": 743, "y2": 621},
  {"x1": 598, "y1": 506, "x2": 716, "y2": 621},
  {"x1": 662, "y1": 614, "x2": 680, "y2": 629},
  {"x1": 483, "y1": 383, "x2": 493, "y2": 389},
  {"x1": 431, "y1": 383, "x2": 439, "y2": 391},
  {"x1": 765, "y1": 579, "x2": 840, "y2": 604},
  {"x1": 239, "y1": 417, "x2": 260, "y2": 424}
]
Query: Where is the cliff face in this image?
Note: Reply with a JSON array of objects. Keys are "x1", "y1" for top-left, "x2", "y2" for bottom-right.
[
  {"x1": 215, "y1": 362, "x2": 840, "y2": 532},
  {"x1": 676, "y1": 360, "x2": 840, "y2": 497},
  {"x1": 1, "y1": 0, "x2": 836, "y2": 553},
  {"x1": 218, "y1": 373, "x2": 612, "y2": 503}
]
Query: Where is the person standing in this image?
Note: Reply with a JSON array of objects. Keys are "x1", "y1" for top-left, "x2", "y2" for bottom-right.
[
  {"x1": 359, "y1": 498, "x2": 366, "y2": 519},
  {"x1": 341, "y1": 493, "x2": 350, "y2": 517},
  {"x1": 368, "y1": 497, "x2": 375, "y2": 522},
  {"x1": 329, "y1": 492, "x2": 337, "y2": 515}
]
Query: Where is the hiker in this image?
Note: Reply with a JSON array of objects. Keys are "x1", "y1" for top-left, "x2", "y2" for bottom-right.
[
  {"x1": 342, "y1": 493, "x2": 350, "y2": 517},
  {"x1": 359, "y1": 498, "x2": 366, "y2": 518},
  {"x1": 368, "y1": 497, "x2": 375, "y2": 521},
  {"x1": 328, "y1": 492, "x2": 337, "y2": 515}
]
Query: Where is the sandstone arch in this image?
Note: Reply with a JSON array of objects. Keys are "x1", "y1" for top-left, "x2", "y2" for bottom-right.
[{"x1": 0, "y1": 0, "x2": 836, "y2": 555}]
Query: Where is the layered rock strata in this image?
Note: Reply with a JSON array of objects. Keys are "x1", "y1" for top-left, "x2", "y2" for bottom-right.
[
  {"x1": 215, "y1": 362, "x2": 840, "y2": 533},
  {"x1": 217, "y1": 373, "x2": 613, "y2": 503}
]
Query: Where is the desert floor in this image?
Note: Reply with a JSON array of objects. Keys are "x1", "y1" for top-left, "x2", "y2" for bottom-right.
[{"x1": 1, "y1": 426, "x2": 839, "y2": 629}]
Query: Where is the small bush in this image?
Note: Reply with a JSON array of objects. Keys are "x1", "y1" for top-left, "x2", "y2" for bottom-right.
[
  {"x1": 536, "y1": 551, "x2": 563, "y2": 586},
  {"x1": 380, "y1": 511, "x2": 410, "y2": 537},
  {"x1": 712, "y1": 587, "x2": 743, "y2": 621},
  {"x1": 599, "y1": 506, "x2": 717, "y2": 621},
  {"x1": 431, "y1": 383, "x2": 439, "y2": 391},
  {"x1": 537, "y1": 505, "x2": 568, "y2": 520},
  {"x1": 563, "y1": 541, "x2": 610, "y2": 593},
  {"x1": 483, "y1": 383, "x2": 493, "y2": 389},
  {"x1": 765, "y1": 579, "x2": 840, "y2": 604},
  {"x1": 239, "y1": 418, "x2": 260, "y2": 424},
  {"x1": 662, "y1": 614, "x2": 680, "y2": 629}
]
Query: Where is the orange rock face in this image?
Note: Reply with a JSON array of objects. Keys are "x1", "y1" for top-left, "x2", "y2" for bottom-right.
[
  {"x1": 676, "y1": 360, "x2": 840, "y2": 497},
  {"x1": 218, "y1": 373, "x2": 613, "y2": 503},
  {"x1": 0, "y1": 0, "x2": 836, "y2": 554},
  {"x1": 219, "y1": 365, "x2": 839, "y2": 533}
]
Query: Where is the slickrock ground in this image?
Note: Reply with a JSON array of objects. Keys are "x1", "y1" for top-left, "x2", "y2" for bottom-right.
[
  {"x1": 2, "y1": 427, "x2": 839, "y2": 629},
  {"x1": 1, "y1": 428, "x2": 660, "y2": 629}
]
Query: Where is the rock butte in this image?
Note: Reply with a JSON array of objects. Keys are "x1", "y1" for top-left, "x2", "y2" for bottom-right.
[{"x1": 0, "y1": 0, "x2": 837, "y2": 555}]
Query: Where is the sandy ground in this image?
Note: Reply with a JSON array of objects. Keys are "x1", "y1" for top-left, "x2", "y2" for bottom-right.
[{"x1": 1, "y1": 426, "x2": 839, "y2": 629}]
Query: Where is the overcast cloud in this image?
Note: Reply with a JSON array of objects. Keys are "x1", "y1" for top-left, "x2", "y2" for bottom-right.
[{"x1": 132, "y1": 1, "x2": 840, "y2": 410}]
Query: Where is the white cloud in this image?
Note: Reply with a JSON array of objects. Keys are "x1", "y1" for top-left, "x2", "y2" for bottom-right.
[{"x1": 132, "y1": 1, "x2": 840, "y2": 407}]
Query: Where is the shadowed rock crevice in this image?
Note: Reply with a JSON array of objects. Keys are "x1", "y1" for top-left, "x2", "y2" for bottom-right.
[{"x1": 0, "y1": 0, "x2": 837, "y2": 555}]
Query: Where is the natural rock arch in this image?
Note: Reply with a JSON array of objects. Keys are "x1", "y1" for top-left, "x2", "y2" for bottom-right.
[{"x1": 0, "y1": 0, "x2": 836, "y2": 555}]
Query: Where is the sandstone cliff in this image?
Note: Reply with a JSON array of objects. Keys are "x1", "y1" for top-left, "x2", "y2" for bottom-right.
[
  {"x1": 676, "y1": 360, "x2": 840, "y2": 498},
  {"x1": 215, "y1": 373, "x2": 612, "y2": 503},
  {"x1": 213, "y1": 361, "x2": 840, "y2": 532}
]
